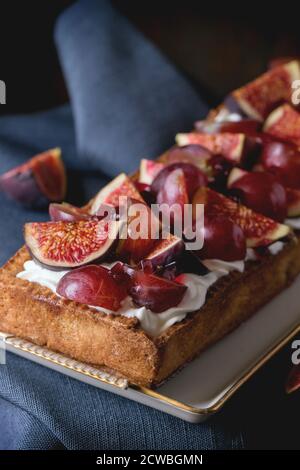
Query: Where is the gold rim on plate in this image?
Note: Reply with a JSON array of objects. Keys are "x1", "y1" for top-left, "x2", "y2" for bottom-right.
[{"x1": 1, "y1": 323, "x2": 299, "y2": 416}]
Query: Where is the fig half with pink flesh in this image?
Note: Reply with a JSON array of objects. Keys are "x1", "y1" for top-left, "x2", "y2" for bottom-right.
[
  {"x1": 263, "y1": 104, "x2": 300, "y2": 147},
  {"x1": 231, "y1": 60, "x2": 300, "y2": 120},
  {"x1": 176, "y1": 132, "x2": 246, "y2": 163},
  {"x1": 138, "y1": 159, "x2": 165, "y2": 185},
  {"x1": 90, "y1": 173, "x2": 144, "y2": 214},
  {"x1": 24, "y1": 218, "x2": 121, "y2": 269},
  {"x1": 0, "y1": 148, "x2": 66, "y2": 208},
  {"x1": 193, "y1": 187, "x2": 290, "y2": 247}
]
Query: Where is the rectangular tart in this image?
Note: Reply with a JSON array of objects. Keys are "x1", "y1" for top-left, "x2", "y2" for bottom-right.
[
  {"x1": 1, "y1": 237, "x2": 300, "y2": 387},
  {"x1": 2, "y1": 60, "x2": 300, "y2": 387}
]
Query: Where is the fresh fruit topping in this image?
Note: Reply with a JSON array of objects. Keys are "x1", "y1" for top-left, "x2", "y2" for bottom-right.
[
  {"x1": 128, "y1": 270, "x2": 187, "y2": 313},
  {"x1": 49, "y1": 203, "x2": 91, "y2": 222},
  {"x1": 193, "y1": 215, "x2": 246, "y2": 261},
  {"x1": 194, "y1": 118, "x2": 260, "y2": 135},
  {"x1": 90, "y1": 173, "x2": 144, "y2": 214},
  {"x1": 260, "y1": 141, "x2": 300, "y2": 189},
  {"x1": 134, "y1": 181, "x2": 151, "y2": 193},
  {"x1": 57, "y1": 265, "x2": 127, "y2": 311},
  {"x1": 158, "y1": 145, "x2": 233, "y2": 188},
  {"x1": 193, "y1": 187, "x2": 290, "y2": 247},
  {"x1": 0, "y1": 148, "x2": 66, "y2": 208},
  {"x1": 110, "y1": 261, "x2": 187, "y2": 312},
  {"x1": 227, "y1": 168, "x2": 287, "y2": 222},
  {"x1": 263, "y1": 104, "x2": 300, "y2": 147},
  {"x1": 24, "y1": 219, "x2": 120, "y2": 269},
  {"x1": 139, "y1": 159, "x2": 165, "y2": 185},
  {"x1": 208, "y1": 155, "x2": 234, "y2": 190},
  {"x1": 231, "y1": 60, "x2": 300, "y2": 120},
  {"x1": 286, "y1": 187, "x2": 300, "y2": 217},
  {"x1": 116, "y1": 199, "x2": 160, "y2": 264},
  {"x1": 151, "y1": 162, "x2": 207, "y2": 198},
  {"x1": 156, "y1": 168, "x2": 189, "y2": 225},
  {"x1": 176, "y1": 132, "x2": 246, "y2": 163},
  {"x1": 286, "y1": 364, "x2": 300, "y2": 394},
  {"x1": 144, "y1": 234, "x2": 184, "y2": 269},
  {"x1": 160, "y1": 144, "x2": 212, "y2": 171},
  {"x1": 110, "y1": 261, "x2": 134, "y2": 286}
]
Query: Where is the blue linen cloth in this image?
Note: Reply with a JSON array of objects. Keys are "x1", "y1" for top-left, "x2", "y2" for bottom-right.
[{"x1": 0, "y1": 0, "x2": 296, "y2": 450}]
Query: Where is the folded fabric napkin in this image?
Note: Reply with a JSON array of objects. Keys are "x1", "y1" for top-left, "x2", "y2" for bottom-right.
[{"x1": 0, "y1": 0, "x2": 294, "y2": 450}]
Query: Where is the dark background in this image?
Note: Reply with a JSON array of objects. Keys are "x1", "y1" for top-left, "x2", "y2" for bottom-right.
[
  {"x1": 1, "y1": 1, "x2": 300, "y2": 450},
  {"x1": 1, "y1": 1, "x2": 300, "y2": 115}
]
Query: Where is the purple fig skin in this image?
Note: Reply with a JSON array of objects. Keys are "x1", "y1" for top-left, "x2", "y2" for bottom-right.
[
  {"x1": 166, "y1": 144, "x2": 212, "y2": 162},
  {"x1": 145, "y1": 237, "x2": 184, "y2": 269},
  {"x1": 151, "y1": 162, "x2": 207, "y2": 197},
  {"x1": 0, "y1": 168, "x2": 48, "y2": 208},
  {"x1": 49, "y1": 203, "x2": 91, "y2": 222},
  {"x1": 24, "y1": 219, "x2": 121, "y2": 271}
]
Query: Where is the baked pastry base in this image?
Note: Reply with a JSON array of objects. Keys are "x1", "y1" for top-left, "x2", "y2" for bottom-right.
[{"x1": 1, "y1": 238, "x2": 300, "y2": 387}]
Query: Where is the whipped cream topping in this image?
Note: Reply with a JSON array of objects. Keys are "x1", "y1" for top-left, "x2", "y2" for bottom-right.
[{"x1": 16, "y1": 245, "x2": 282, "y2": 337}]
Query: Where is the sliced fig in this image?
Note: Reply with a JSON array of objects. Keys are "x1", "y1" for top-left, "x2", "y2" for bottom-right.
[
  {"x1": 260, "y1": 141, "x2": 300, "y2": 189},
  {"x1": 264, "y1": 104, "x2": 300, "y2": 147},
  {"x1": 151, "y1": 162, "x2": 207, "y2": 198},
  {"x1": 193, "y1": 215, "x2": 246, "y2": 261},
  {"x1": 286, "y1": 187, "x2": 300, "y2": 217},
  {"x1": 0, "y1": 148, "x2": 66, "y2": 208},
  {"x1": 194, "y1": 118, "x2": 260, "y2": 135},
  {"x1": 193, "y1": 187, "x2": 290, "y2": 247},
  {"x1": 227, "y1": 168, "x2": 287, "y2": 222},
  {"x1": 49, "y1": 203, "x2": 91, "y2": 222},
  {"x1": 110, "y1": 261, "x2": 187, "y2": 312},
  {"x1": 139, "y1": 159, "x2": 165, "y2": 185},
  {"x1": 144, "y1": 234, "x2": 184, "y2": 268},
  {"x1": 231, "y1": 60, "x2": 300, "y2": 120},
  {"x1": 134, "y1": 182, "x2": 150, "y2": 193},
  {"x1": 176, "y1": 132, "x2": 246, "y2": 163},
  {"x1": 286, "y1": 364, "x2": 300, "y2": 394},
  {"x1": 116, "y1": 199, "x2": 160, "y2": 264},
  {"x1": 90, "y1": 173, "x2": 144, "y2": 214},
  {"x1": 158, "y1": 145, "x2": 233, "y2": 188},
  {"x1": 157, "y1": 168, "x2": 189, "y2": 226},
  {"x1": 24, "y1": 218, "x2": 120, "y2": 269},
  {"x1": 128, "y1": 270, "x2": 187, "y2": 313},
  {"x1": 159, "y1": 144, "x2": 212, "y2": 172},
  {"x1": 57, "y1": 265, "x2": 127, "y2": 311}
]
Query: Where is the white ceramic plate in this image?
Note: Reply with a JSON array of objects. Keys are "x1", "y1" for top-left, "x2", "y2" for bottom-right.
[{"x1": 1, "y1": 274, "x2": 300, "y2": 423}]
